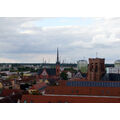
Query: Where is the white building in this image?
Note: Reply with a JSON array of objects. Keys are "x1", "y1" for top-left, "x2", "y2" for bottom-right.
[
  {"x1": 106, "y1": 67, "x2": 120, "y2": 74},
  {"x1": 106, "y1": 59, "x2": 120, "y2": 74},
  {"x1": 66, "y1": 71, "x2": 72, "y2": 79}
]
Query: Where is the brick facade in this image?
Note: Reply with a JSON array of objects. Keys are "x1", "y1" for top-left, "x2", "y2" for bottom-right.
[
  {"x1": 87, "y1": 58, "x2": 105, "y2": 81},
  {"x1": 45, "y1": 86, "x2": 120, "y2": 96}
]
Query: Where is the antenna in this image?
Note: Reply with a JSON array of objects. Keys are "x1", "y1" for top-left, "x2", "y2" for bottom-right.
[{"x1": 96, "y1": 52, "x2": 98, "y2": 58}]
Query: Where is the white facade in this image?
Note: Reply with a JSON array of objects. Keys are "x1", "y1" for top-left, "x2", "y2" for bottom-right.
[
  {"x1": 106, "y1": 67, "x2": 120, "y2": 74},
  {"x1": 66, "y1": 71, "x2": 72, "y2": 79},
  {"x1": 106, "y1": 59, "x2": 120, "y2": 74}
]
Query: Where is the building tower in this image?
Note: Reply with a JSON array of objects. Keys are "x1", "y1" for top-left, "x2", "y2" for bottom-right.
[
  {"x1": 87, "y1": 58, "x2": 105, "y2": 81},
  {"x1": 56, "y1": 48, "x2": 60, "y2": 77}
]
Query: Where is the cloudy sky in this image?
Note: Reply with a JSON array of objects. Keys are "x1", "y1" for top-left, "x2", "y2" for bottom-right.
[{"x1": 0, "y1": 17, "x2": 120, "y2": 63}]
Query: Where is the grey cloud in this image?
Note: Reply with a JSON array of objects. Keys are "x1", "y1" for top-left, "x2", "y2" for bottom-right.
[{"x1": 0, "y1": 18, "x2": 120, "y2": 63}]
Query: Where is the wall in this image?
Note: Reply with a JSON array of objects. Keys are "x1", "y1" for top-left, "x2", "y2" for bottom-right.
[
  {"x1": 21, "y1": 95, "x2": 120, "y2": 103},
  {"x1": 45, "y1": 86, "x2": 120, "y2": 96}
]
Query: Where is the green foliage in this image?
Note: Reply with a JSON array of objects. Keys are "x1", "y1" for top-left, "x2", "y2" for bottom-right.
[
  {"x1": 17, "y1": 67, "x2": 38, "y2": 72},
  {"x1": 64, "y1": 67, "x2": 77, "y2": 73},
  {"x1": 20, "y1": 72, "x2": 23, "y2": 78},
  {"x1": 60, "y1": 72, "x2": 68, "y2": 80},
  {"x1": 32, "y1": 91, "x2": 40, "y2": 95},
  {"x1": 80, "y1": 66, "x2": 87, "y2": 73},
  {"x1": 9, "y1": 86, "x2": 12, "y2": 89},
  {"x1": 33, "y1": 80, "x2": 36, "y2": 84},
  {"x1": 1, "y1": 68, "x2": 9, "y2": 71}
]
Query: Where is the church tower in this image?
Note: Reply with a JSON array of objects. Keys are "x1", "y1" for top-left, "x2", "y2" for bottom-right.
[
  {"x1": 87, "y1": 58, "x2": 105, "y2": 81},
  {"x1": 56, "y1": 48, "x2": 60, "y2": 77}
]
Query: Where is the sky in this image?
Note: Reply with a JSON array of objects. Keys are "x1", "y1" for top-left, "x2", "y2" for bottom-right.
[{"x1": 0, "y1": 17, "x2": 120, "y2": 63}]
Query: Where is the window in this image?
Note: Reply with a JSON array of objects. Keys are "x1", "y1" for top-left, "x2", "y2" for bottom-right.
[
  {"x1": 101, "y1": 82, "x2": 103, "y2": 87},
  {"x1": 95, "y1": 63, "x2": 98, "y2": 72},
  {"x1": 90, "y1": 63, "x2": 93, "y2": 72},
  {"x1": 98, "y1": 82, "x2": 100, "y2": 87},
  {"x1": 119, "y1": 82, "x2": 120, "y2": 87}
]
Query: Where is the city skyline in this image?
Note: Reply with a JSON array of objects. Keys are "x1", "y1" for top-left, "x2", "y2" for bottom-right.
[{"x1": 0, "y1": 17, "x2": 120, "y2": 63}]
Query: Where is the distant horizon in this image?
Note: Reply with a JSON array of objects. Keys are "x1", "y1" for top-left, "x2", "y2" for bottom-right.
[{"x1": 0, "y1": 61, "x2": 115, "y2": 64}]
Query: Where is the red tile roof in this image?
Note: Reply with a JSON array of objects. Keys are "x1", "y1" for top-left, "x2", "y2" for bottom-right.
[
  {"x1": 0, "y1": 89, "x2": 23, "y2": 97},
  {"x1": 31, "y1": 83, "x2": 47, "y2": 90}
]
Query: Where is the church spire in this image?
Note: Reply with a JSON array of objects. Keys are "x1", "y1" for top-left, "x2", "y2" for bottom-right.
[
  {"x1": 56, "y1": 48, "x2": 60, "y2": 64},
  {"x1": 56, "y1": 48, "x2": 60, "y2": 77},
  {"x1": 57, "y1": 48, "x2": 59, "y2": 62}
]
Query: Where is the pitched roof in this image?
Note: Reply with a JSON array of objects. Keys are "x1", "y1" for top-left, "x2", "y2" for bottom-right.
[
  {"x1": 31, "y1": 83, "x2": 47, "y2": 91},
  {"x1": 74, "y1": 72, "x2": 83, "y2": 78},
  {"x1": 46, "y1": 69, "x2": 56, "y2": 76},
  {"x1": 38, "y1": 68, "x2": 56, "y2": 76}
]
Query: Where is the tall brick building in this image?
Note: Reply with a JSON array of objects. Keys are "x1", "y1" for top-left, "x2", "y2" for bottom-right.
[{"x1": 87, "y1": 58, "x2": 105, "y2": 81}]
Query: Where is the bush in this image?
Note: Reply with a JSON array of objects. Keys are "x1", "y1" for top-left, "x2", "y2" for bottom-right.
[{"x1": 60, "y1": 72, "x2": 68, "y2": 80}]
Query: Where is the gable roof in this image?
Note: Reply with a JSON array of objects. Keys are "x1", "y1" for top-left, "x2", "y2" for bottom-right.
[
  {"x1": 74, "y1": 72, "x2": 83, "y2": 78},
  {"x1": 38, "y1": 68, "x2": 56, "y2": 76}
]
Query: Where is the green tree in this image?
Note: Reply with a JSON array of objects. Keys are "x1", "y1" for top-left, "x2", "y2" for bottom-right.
[
  {"x1": 20, "y1": 72, "x2": 23, "y2": 78},
  {"x1": 33, "y1": 80, "x2": 36, "y2": 84},
  {"x1": 60, "y1": 72, "x2": 68, "y2": 80}
]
